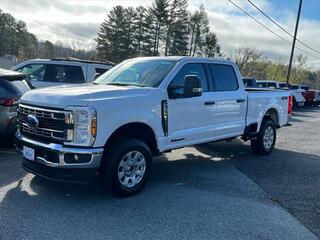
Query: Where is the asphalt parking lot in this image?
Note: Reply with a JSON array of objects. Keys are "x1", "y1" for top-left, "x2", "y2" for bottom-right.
[{"x1": 0, "y1": 107, "x2": 320, "y2": 240}]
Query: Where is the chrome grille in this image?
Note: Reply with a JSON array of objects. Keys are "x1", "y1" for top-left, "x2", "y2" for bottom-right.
[{"x1": 17, "y1": 104, "x2": 73, "y2": 142}]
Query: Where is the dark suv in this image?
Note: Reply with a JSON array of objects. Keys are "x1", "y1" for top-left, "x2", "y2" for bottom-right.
[{"x1": 0, "y1": 69, "x2": 31, "y2": 136}]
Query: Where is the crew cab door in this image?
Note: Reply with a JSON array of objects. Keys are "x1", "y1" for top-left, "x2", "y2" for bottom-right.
[
  {"x1": 207, "y1": 63, "x2": 246, "y2": 138},
  {"x1": 166, "y1": 63, "x2": 216, "y2": 148}
]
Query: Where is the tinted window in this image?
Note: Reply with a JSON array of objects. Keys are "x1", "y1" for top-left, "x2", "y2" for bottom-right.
[
  {"x1": 169, "y1": 63, "x2": 207, "y2": 98},
  {"x1": 209, "y1": 64, "x2": 238, "y2": 91},
  {"x1": 95, "y1": 68, "x2": 109, "y2": 79},
  {"x1": 96, "y1": 68, "x2": 108, "y2": 75},
  {"x1": 291, "y1": 85, "x2": 299, "y2": 90},
  {"x1": 16, "y1": 64, "x2": 45, "y2": 81},
  {"x1": 301, "y1": 86, "x2": 309, "y2": 91},
  {"x1": 243, "y1": 78, "x2": 256, "y2": 87},
  {"x1": 44, "y1": 65, "x2": 85, "y2": 83},
  {"x1": 257, "y1": 82, "x2": 277, "y2": 89},
  {"x1": 279, "y1": 83, "x2": 287, "y2": 88}
]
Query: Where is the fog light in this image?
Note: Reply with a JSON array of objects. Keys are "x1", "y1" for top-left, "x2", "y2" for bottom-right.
[{"x1": 64, "y1": 153, "x2": 91, "y2": 164}]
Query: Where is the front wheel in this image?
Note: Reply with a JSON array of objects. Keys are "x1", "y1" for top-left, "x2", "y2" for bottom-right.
[
  {"x1": 100, "y1": 138, "x2": 153, "y2": 197},
  {"x1": 251, "y1": 119, "x2": 276, "y2": 156}
]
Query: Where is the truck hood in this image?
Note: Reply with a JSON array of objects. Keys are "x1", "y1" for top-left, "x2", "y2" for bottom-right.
[{"x1": 20, "y1": 84, "x2": 150, "y2": 108}]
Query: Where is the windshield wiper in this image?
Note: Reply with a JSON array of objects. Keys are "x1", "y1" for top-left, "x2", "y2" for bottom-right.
[{"x1": 106, "y1": 83, "x2": 144, "y2": 87}]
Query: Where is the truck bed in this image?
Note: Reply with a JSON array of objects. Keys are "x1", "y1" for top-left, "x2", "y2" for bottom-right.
[{"x1": 246, "y1": 88, "x2": 290, "y2": 130}]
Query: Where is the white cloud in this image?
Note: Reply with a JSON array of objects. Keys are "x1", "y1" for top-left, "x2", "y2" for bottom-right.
[{"x1": 1, "y1": 0, "x2": 320, "y2": 70}]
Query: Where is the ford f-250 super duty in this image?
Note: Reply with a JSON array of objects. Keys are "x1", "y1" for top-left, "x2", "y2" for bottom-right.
[{"x1": 15, "y1": 57, "x2": 292, "y2": 197}]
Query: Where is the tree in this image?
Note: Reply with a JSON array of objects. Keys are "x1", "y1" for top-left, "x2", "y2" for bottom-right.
[
  {"x1": 95, "y1": 1, "x2": 221, "y2": 61},
  {"x1": 231, "y1": 46, "x2": 262, "y2": 72},
  {"x1": 189, "y1": 5, "x2": 210, "y2": 56},
  {"x1": 204, "y1": 32, "x2": 220, "y2": 58},
  {"x1": 165, "y1": 0, "x2": 189, "y2": 56},
  {"x1": 149, "y1": 0, "x2": 169, "y2": 55},
  {"x1": 132, "y1": 7, "x2": 155, "y2": 56},
  {"x1": 95, "y1": 6, "x2": 129, "y2": 62}
]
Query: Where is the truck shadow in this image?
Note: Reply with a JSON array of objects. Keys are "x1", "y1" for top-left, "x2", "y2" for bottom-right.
[
  {"x1": 0, "y1": 140, "x2": 320, "y2": 237},
  {"x1": 1, "y1": 140, "x2": 319, "y2": 235}
]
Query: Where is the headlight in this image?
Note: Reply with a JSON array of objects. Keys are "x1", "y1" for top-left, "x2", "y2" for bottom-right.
[{"x1": 64, "y1": 106, "x2": 97, "y2": 146}]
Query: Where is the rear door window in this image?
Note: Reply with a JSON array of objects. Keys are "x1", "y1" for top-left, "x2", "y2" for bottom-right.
[
  {"x1": 96, "y1": 68, "x2": 108, "y2": 75},
  {"x1": 44, "y1": 65, "x2": 85, "y2": 83},
  {"x1": 209, "y1": 64, "x2": 238, "y2": 91},
  {"x1": 95, "y1": 68, "x2": 109, "y2": 79}
]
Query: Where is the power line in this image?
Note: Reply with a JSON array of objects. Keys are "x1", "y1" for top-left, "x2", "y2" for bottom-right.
[
  {"x1": 247, "y1": 0, "x2": 320, "y2": 56},
  {"x1": 227, "y1": 0, "x2": 318, "y2": 59}
]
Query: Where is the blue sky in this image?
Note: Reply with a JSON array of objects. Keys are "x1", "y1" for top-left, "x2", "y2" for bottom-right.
[{"x1": 268, "y1": 0, "x2": 320, "y2": 21}]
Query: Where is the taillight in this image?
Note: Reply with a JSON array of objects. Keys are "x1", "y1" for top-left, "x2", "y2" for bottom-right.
[
  {"x1": 288, "y1": 95, "x2": 293, "y2": 114},
  {"x1": 0, "y1": 97, "x2": 19, "y2": 106}
]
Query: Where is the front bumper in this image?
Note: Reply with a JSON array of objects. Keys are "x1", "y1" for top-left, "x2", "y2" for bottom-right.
[{"x1": 15, "y1": 132, "x2": 104, "y2": 184}]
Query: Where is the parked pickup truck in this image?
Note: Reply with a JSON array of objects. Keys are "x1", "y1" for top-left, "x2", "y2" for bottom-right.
[
  {"x1": 256, "y1": 80, "x2": 305, "y2": 107},
  {"x1": 15, "y1": 57, "x2": 291, "y2": 196}
]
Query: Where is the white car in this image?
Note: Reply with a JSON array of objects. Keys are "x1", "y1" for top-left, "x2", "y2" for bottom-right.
[
  {"x1": 11, "y1": 58, "x2": 115, "y2": 88},
  {"x1": 279, "y1": 83, "x2": 305, "y2": 107},
  {"x1": 257, "y1": 80, "x2": 305, "y2": 107},
  {"x1": 15, "y1": 57, "x2": 291, "y2": 196}
]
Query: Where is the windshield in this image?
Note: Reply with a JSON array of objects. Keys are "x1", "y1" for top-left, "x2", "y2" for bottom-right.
[
  {"x1": 94, "y1": 59, "x2": 177, "y2": 87},
  {"x1": 301, "y1": 86, "x2": 309, "y2": 91}
]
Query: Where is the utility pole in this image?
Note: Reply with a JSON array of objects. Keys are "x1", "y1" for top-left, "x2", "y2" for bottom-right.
[{"x1": 286, "y1": 0, "x2": 303, "y2": 84}]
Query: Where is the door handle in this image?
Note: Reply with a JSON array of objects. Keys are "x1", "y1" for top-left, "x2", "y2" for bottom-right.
[
  {"x1": 204, "y1": 101, "x2": 215, "y2": 105},
  {"x1": 236, "y1": 99, "x2": 246, "y2": 103}
]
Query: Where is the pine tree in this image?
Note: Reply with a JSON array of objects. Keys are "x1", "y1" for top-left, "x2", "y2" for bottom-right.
[
  {"x1": 167, "y1": 0, "x2": 189, "y2": 56},
  {"x1": 204, "y1": 32, "x2": 221, "y2": 58},
  {"x1": 132, "y1": 7, "x2": 155, "y2": 56},
  {"x1": 189, "y1": 5, "x2": 209, "y2": 56},
  {"x1": 95, "y1": 6, "x2": 129, "y2": 62},
  {"x1": 149, "y1": 0, "x2": 169, "y2": 55}
]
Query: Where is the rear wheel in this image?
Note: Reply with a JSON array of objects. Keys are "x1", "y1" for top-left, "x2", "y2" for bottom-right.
[
  {"x1": 100, "y1": 138, "x2": 152, "y2": 197},
  {"x1": 251, "y1": 119, "x2": 276, "y2": 156}
]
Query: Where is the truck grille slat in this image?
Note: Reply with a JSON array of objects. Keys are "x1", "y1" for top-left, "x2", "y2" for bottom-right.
[{"x1": 17, "y1": 104, "x2": 73, "y2": 143}]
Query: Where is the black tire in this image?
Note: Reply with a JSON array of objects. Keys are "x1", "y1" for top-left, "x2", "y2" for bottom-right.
[
  {"x1": 251, "y1": 119, "x2": 276, "y2": 156},
  {"x1": 100, "y1": 138, "x2": 153, "y2": 197}
]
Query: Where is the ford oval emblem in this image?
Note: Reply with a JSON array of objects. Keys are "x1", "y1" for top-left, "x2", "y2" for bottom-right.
[{"x1": 26, "y1": 115, "x2": 39, "y2": 128}]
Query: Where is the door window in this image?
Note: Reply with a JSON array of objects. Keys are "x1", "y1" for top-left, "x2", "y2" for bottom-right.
[
  {"x1": 16, "y1": 64, "x2": 45, "y2": 81},
  {"x1": 169, "y1": 63, "x2": 208, "y2": 98},
  {"x1": 209, "y1": 64, "x2": 238, "y2": 91},
  {"x1": 44, "y1": 65, "x2": 85, "y2": 83}
]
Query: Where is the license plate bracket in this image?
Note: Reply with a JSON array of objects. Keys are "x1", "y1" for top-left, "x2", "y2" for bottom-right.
[{"x1": 23, "y1": 146, "x2": 35, "y2": 161}]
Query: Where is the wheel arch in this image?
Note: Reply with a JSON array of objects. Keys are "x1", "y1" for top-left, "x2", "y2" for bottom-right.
[
  {"x1": 262, "y1": 107, "x2": 280, "y2": 128},
  {"x1": 104, "y1": 122, "x2": 159, "y2": 157}
]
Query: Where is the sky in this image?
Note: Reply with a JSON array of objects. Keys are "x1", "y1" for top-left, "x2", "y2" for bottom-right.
[{"x1": 1, "y1": 0, "x2": 320, "y2": 70}]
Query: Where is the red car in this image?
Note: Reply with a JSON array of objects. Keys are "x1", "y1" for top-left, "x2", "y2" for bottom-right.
[{"x1": 300, "y1": 85, "x2": 317, "y2": 106}]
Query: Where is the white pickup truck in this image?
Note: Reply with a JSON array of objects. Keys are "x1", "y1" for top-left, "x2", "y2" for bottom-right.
[
  {"x1": 16, "y1": 57, "x2": 291, "y2": 196},
  {"x1": 256, "y1": 80, "x2": 305, "y2": 107}
]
